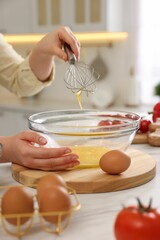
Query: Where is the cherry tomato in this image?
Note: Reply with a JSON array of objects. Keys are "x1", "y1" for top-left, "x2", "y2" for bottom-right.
[
  {"x1": 98, "y1": 120, "x2": 126, "y2": 126},
  {"x1": 139, "y1": 119, "x2": 151, "y2": 133},
  {"x1": 125, "y1": 113, "x2": 139, "y2": 120},
  {"x1": 98, "y1": 120, "x2": 113, "y2": 126},
  {"x1": 114, "y1": 199, "x2": 160, "y2": 240},
  {"x1": 152, "y1": 102, "x2": 160, "y2": 122},
  {"x1": 153, "y1": 102, "x2": 160, "y2": 112}
]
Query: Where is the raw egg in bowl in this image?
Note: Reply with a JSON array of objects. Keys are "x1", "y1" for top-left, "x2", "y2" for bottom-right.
[{"x1": 28, "y1": 110, "x2": 140, "y2": 168}]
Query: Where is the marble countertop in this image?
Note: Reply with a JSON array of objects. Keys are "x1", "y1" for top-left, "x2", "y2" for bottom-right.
[{"x1": 0, "y1": 143, "x2": 160, "y2": 240}]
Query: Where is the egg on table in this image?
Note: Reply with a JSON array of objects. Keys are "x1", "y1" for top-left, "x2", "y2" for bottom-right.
[
  {"x1": 1, "y1": 186, "x2": 34, "y2": 225},
  {"x1": 39, "y1": 185, "x2": 71, "y2": 224},
  {"x1": 36, "y1": 173, "x2": 67, "y2": 202},
  {"x1": 99, "y1": 150, "x2": 131, "y2": 175}
]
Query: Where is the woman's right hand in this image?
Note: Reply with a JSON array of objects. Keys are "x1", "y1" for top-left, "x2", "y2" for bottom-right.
[
  {"x1": 29, "y1": 26, "x2": 80, "y2": 81},
  {"x1": 0, "y1": 131, "x2": 80, "y2": 170}
]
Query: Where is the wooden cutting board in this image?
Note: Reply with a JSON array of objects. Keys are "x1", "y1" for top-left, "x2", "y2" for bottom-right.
[
  {"x1": 11, "y1": 148, "x2": 156, "y2": 193},
  {"x1": 132, "y1": 133, "x2": 148, "y2": 144}
]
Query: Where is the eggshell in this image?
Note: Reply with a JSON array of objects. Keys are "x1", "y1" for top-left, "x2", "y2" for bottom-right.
[
  {"x1": 37, "y1": 173, "x2": 67, "y2": 201},
  {"x1": 1, "y1": 186, "x2": 34, "y2": 225},
  {"x1": 99, "y1": 150, "x2": 131, "y2": 174},
  {"x1": 39, "y1": 186, "x2": 71, "y2": 224}
]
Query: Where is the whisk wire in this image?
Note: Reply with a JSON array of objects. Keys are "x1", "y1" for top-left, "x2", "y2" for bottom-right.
[{"x1": 64, "y1": 43, "x2": 100, "y2": 95}]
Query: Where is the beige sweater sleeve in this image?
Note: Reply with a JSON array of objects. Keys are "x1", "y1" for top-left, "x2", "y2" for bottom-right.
[{"x1": 0, "y1": 34, "x2": 55, "y2": 97}]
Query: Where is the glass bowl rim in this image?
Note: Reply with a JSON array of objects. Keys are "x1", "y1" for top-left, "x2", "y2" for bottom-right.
[{"x1": 28, "y1": 109, "x2": 141, "y2": 135}]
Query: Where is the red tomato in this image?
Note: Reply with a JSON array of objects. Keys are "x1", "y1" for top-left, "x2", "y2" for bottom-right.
[
  {"x1": 139, "y1": 119, "x2": 151, "y2": 133},
  {"x1": 153, "y1": 102, "x2": 160, "y2": 112},
  {"x1": 98, "y1": 120, "x2": 113, "y2": 126},
  {"x1": 125, "y1": 113, "x2": 139, "y2": 120},
  {"x1": 152, "y1": 102, "x2": 160, "y2": 122},
  {"x1": 114, "y1": 199, "x2": 160, "y2": 240}
]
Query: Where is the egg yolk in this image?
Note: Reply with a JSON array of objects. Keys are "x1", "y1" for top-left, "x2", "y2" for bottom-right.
[{"x1": 71, "y1": 146, "x2": 109, "y2": 167}]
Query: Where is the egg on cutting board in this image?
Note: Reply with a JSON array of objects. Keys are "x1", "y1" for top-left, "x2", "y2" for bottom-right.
[{"x1": 99, "y1": 150, "x2": 131, "y2": 175}]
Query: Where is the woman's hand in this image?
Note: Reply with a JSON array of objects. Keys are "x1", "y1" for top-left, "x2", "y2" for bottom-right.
[
  {"x1": 29, "y1": 26, "x2": 80, "y2": 81},
  {"x1": 39, "y1": 26, "x2": 80, "y2": 61},
  {"x1": 0, "y1": 131, "x2": 80, "y2": 170}
]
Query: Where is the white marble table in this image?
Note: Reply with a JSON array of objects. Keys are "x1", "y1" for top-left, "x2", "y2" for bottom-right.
[{"x1": 0, "y1": 144, "x2": 159, "y2": 240}]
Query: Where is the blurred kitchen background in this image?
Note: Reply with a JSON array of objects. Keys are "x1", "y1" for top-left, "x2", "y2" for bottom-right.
[{"x1": 0, "y1": 0, "x2": 160, "y2": 134}]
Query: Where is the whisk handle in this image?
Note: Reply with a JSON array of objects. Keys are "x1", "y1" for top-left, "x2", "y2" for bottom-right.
[{"x1": 64, "y1": 43, "x2": 76, "y2": 65}]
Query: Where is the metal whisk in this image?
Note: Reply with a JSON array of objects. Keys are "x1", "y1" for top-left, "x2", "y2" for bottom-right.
[{"x1": 64, "y1": 43, "x2": 100, "y2": 95}]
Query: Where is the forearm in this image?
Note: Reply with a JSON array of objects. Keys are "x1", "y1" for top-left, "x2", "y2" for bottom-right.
[
  {"x1": 0, "y1": 34, "x2": 54, "y2": 97},
  {"x1": 29, "y1": 51, "x2": 54, "y2": 82},
  {"x1": 28, "y1": 26, "x2": 80, "y2": 82}
]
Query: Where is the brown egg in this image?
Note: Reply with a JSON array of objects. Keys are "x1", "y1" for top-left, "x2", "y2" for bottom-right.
[
  {"x1": 1, "y1": 186, "x2": 34, "y2": 225},
  {"x1": 39, "y1": 186, "x2": 71, "y2": 224},
  {"x1": 37, "y1": 173, "x2": 67, "y2": 201},
  {"x1": 99, "y1": 150, "x2": 131, "y2": 174}
]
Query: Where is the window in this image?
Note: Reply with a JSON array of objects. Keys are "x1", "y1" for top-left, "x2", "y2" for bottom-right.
[{"x1": 138, "y1": 0, "x2": 160, "y2": 104}]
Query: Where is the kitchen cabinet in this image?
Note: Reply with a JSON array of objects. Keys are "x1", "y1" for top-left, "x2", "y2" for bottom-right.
[
  {"x1": 0, "y1": 108, "x2": 35, "y2": 136},
  {"x1": 0, "y1": 0, "x2": 33, "y2": 34},
  {"x1": 0, "y1": 0, "x2": 124, "y2": 34},
  {"x1": 31, "y1": 0, "x2": 124, "y2": 33}
]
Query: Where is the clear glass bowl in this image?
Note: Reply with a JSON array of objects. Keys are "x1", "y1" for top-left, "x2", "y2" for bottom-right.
[{"x1": 28, "y1": 109, "x2": 140, "y2": 167}]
